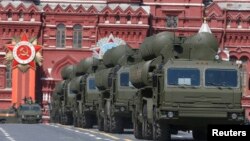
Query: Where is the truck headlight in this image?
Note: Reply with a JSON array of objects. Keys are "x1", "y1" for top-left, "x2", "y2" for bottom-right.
[
  {"x1": 120, "y1": 107, "x2": 125, "y2": 112},
  {"x1": 231, "y1": 113, "x2": 237, "y2": 120},
  {"x1": 168, "y1": 111, "x2": 174, "y2": 118}
]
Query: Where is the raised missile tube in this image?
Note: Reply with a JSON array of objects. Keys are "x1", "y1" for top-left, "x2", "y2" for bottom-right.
[
  {"x1": 102, "y1": 44, "x2": 134, "y2": 67},
  {"x1": 76, "y1": 57, "x2": 99, "y2": 76},
  {"x1": 54, "y1": 81, "x2": 65, "y2": 95},
  {"x1": 140, "y1": 31, "x2": 176, "y2": 60},
  {"x1": 69, "y1": 76, "x2": 83, "y2": 94},
  {"x1": 61, "y1": 65, "x2": 76, "y2": 80},
  {"x1": 95, "y1": 68, "x2": 113, "y2": 91},
  {"x1": 181, "y1": 32, "x2": 219, "y2": 60}
]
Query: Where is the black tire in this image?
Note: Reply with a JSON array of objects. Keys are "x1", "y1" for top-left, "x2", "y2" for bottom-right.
[
  {"x1": 97, "y1": 115, "x2": 104, "y2": 131},
  {"x1": 110, "y1": 115, "x2": 123, "y2": 133},
  {"x1": 142, "y1": 104, "x2": 153, "y2": 140},
  {"x1": 65, "y1": 113, "x2": 73, "y2": 125},
  {"x1": 153, "y1": 121, "x2": 160, "y2": 140},
  {"x1": 73, "y1": 115, "x2": 78, "y2": 127},
  {"x1": 104, "y1": 102, "x2": 111, "y2": 133},
  {"x1": 153, "y1": 122, "x2": 171, "y2": 141},
  {"x1": 193, "y1": 128, "x2": 207, "y2": 141},
  {"x1": 104, "y1": 115, "x2": 110, "y2": 132},
  {"x1": 54, "y1": 113, "x2": 60, "y2": 123},
  {"x1": 61, "y1": 114, "x2": 67, "y2": 125},
  {"x1": 78, "y1": 115, "x2": 83, "y2": 127},
  {"x1": 81, "y1": 113, "x2": 92, "y2": 128},
  {"x1": 134, "y1": 117, "x2": 143, "y2": 139}
]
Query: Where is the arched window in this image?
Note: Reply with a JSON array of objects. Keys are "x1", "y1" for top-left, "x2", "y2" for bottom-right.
[
  {"x1": 7, "y1": 11, "x2": 12, "y2": 21},
  {"x1": 115, "y1": 14, "x2": 120, "y2": 23},
  {"x1": 30, "y1": 11, "x2": 35, "y2": 21},
  {"x1": 73, "y1": 24, "x2": 82, "y2": 48},
  {"x1": 56, "y1": 24, "x2": 66, "y2": 48},
  {"x1": 19, "y1": 11, "x2": 24, "y2": 21},
  {"x1": 237, "y1": 18, "x2": 242, "y2": 28},
  {"x1": 226, "y1": 17, "x2": 231, "y2": 28},
  {"x1": 6, "y1": 64, "x2": 12, "y2": 88},
  {"x1": 126, "y1": 14, "x2": 131, "y2": 24},
  {"x1": 229, "y1": 56, "x2": 237, "y2": 62},
  {"x1": 240, "y1": 56, "x2": 249, "y2": 63},
  {"x1": 104, "y1": 13, "x2": 108, "y2": 21},
  {"x1": 137, "y1": 13, "x2": 142, "y2": 24},
  {"x1": 248, "y1": 18, "x2": 250, "y2": 28}
]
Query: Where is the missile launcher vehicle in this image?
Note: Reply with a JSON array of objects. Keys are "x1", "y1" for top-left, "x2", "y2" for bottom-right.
[
  {"x1": 70, "y1": 57, "x2": 105, "y2": 128},
  {"x1": 130, "y1": 32, "x2": 245, "y2": 141},
  {"x1": 55, "y1": 65, "x2": 77, "y2": 125},
  {"x1": 95, "y1": 44, "x2": 142, "y2": 133}
]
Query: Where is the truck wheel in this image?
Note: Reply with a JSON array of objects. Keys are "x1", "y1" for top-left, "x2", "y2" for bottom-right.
[
  {"x1": 78, "y1": 116, "x2": 83, "y2": 127},
  {"x1": 73, "y1": 115, "x2": 78, "y2": 127},
  {"x1": 153, "y1": 123, "x2": 171, "y2": 141},
  {"x1": 64, "y1": 113, "x2": 73, "y2": 125},
  {"x1": 54, "y1": 113, "x2": 60, "y2": 123},
  {"x1": 97, "y1": 115, "x2": 104, "y2": 131},
  {"x1": 104, "y1": 115, "x2": 110, "y2": 132},
  {"x1": 153, "y1": 121, "x2": 160, "y2": 140},
  {"x1": 61, "y1": 114, "x2": 67, "y2": 125},
  {"x1": 193, "y1": 128, "x2": 206, "y2": 141},
  {"x1": 134, "y1": 117, "x2": 143, "y2": 139},
  {"x1": 142, "y1": 104, "x2": 153, "y2": 140},
  {"x1": 110, "y1": 115, "x2": 123, "y2": 133},
  {"x1": 82, "y1": 113, "x2": 92, "y2": 128}
]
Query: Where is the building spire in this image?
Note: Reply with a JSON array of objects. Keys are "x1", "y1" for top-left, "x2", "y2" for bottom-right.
[{"x1": 199, "y1": 17, "x2": 212, "y2": 33}]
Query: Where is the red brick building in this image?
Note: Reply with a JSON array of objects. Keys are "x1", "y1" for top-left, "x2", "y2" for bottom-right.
[
  {"x1": 205, "y1": 0, "x2": 250, "y2": 119},
  {"x1": 0, "y1": 0, "x2": 151, "y2": 109},
  {"x1": 205, "y1": 0, "x2": 250, "y2": 62},
  {"x1": 0, "y1": 0, "x2": 249, "y2": 120}
]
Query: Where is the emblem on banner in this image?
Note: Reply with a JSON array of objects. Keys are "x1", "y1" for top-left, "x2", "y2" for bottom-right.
[
  {"x1": 92, "y1": 34, "x2": 126, "y2": 59},
  {"x1": 5, "y1": 33, "x2": 43, "y2": 72}
]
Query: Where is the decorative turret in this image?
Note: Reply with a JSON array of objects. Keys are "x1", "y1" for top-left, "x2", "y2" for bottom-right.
[{"x1": 199, "y1": 18, "x2": 212, "y2": 33}]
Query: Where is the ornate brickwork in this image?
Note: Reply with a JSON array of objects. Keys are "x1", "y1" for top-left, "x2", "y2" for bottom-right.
[{"x1": 205, "y1": 1, "x2": 250, "y2": 63}]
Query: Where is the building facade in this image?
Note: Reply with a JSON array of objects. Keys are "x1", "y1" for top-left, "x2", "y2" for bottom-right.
[
  {"x1": 0, "y1": 0, "x2": 249, "y2": 119},
  {"x1": 205, "y1": 0, "x2": 250, "y2": 63},
  {"x1": 205, "y1": 0, "x2": 250, "y2": 120},
  {"x1": 0, "y1": 0, "x2": 151, "y2": 109}
]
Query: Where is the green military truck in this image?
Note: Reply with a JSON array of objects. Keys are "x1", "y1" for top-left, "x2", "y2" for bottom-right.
[
  {"x1": 95, "y1": 45, "x2": 142, "y2": 133},
  {"x1": 50, "y1": 81, "x2": 64, "y2": 123},
  {"x1": 58, "y1": 65, "x2": 77, "y2": 125},
  {"x1": 70, "y1": 57, "x2": 105, "y2": 128},
  {"x1": 130, "y1": 32, "x2": 245, "y2": 140},
  {"x1": 17, "y1": 103, "x2": 42, "y2": 123}
]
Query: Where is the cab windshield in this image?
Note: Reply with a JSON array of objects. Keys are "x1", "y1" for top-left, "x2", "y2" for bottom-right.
[
  {"x1": 88, "y1": 78, "x2": 97, "y2": 90},
  {"x1": 20, "y1": 105, "x2": 41, "y2": 111},
  {"x1": 20, "y1": 106, "x2": 30, "y2": 111},
  {"x1": 167, "y1": 68, "x2": 200, "y2": 86},
  {"x1": 31, "y1": 106, "x2": 41, "y2": 111},
  {"x1": 120, "y1": 72, "x2": 134, "y2": 88},
  {"x1": 205, "y1": 69, "x2": 237, "y2": 87}
]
